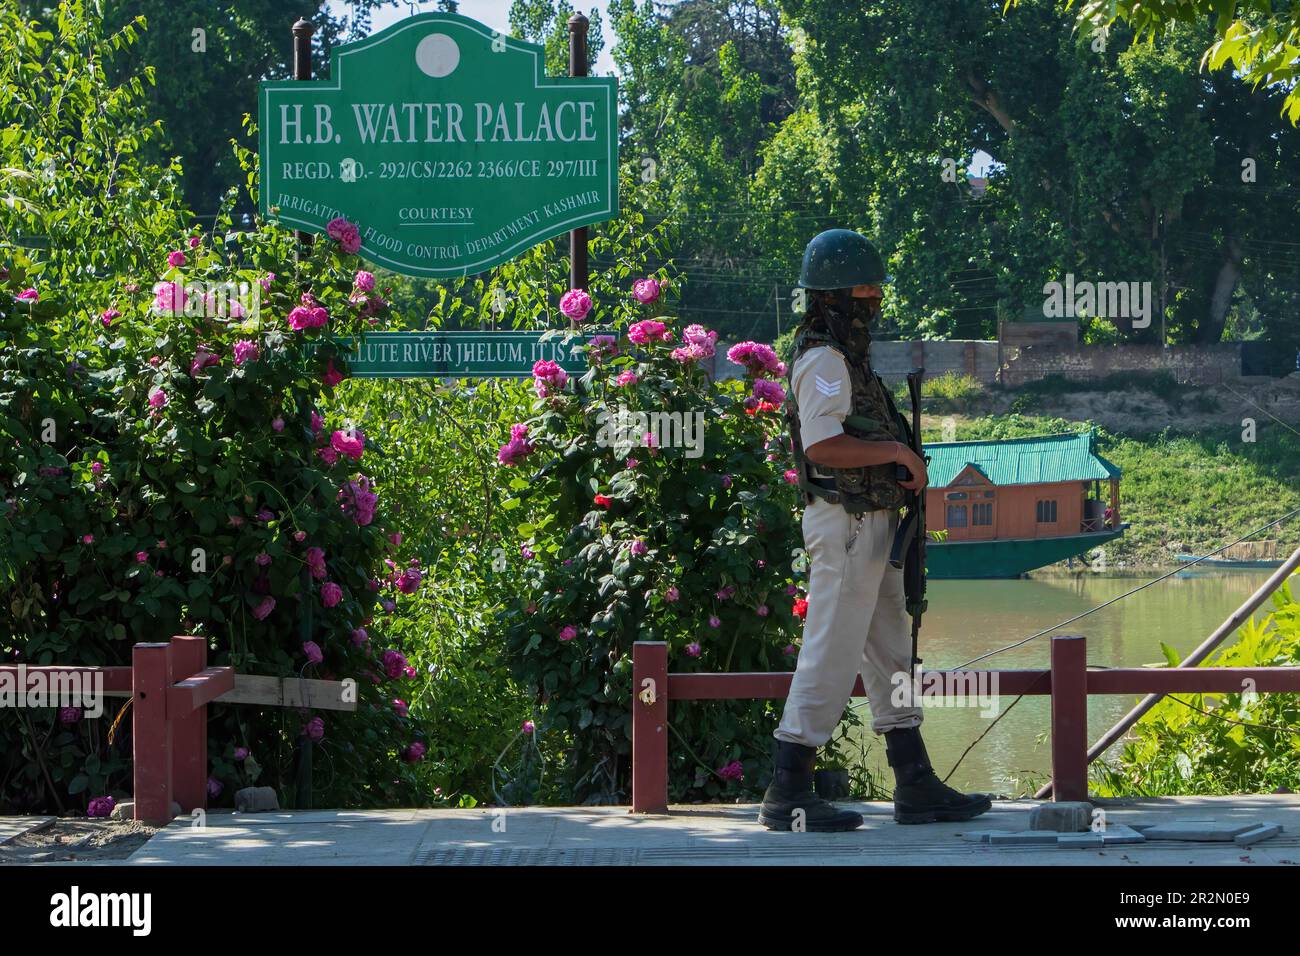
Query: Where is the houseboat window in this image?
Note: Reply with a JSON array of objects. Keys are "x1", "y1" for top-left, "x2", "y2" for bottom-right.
[
  {"x1": 947, "y1": 504, "x2": 968, "y2": 527},
  {"x1": 983, "y1": 491, "x2": 994, "y2": 498},
  {"x1": 973, "y1": 502, "x2": 993, "y2": 526},
  {"x1": 1036, "y1": 499, "x2": 1058, "y2": 523},
  {"x1": 945, "y1": 492, "x2": 968, "y2": 500}
]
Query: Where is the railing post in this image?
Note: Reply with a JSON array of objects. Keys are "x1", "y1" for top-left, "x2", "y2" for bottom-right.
[
  {"x1": 168, "y1": 636, "x2": 208, "y2": 812},
  {"x1": 132, "y1": 642, "x2": 174, "y2": 824},
  {"x1": 631, "y1": 641, "x2": 669, "y2": 813},
  {"x1": 1050, "y1": 635, "x2": 1089, "y2": 802}
]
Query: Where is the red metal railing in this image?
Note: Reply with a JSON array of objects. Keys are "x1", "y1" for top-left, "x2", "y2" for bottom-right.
[
  {"x1": 1, "y1": 635, "x2": 234, "y2": 824},
  {"x1": 630, "y1": 635, "x2": 1300, "y2": 812}
]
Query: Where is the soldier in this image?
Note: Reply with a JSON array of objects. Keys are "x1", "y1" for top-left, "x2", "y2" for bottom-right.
[{"x1": 758, "y1": 229, "x2": 993, "y2": 831}]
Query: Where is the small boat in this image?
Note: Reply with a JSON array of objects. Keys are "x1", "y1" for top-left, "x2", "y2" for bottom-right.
[
  {"x1": 923, "y1": 431, "x2": 1126, "y2": 579},
  {"x1": 1175, "y1": 541, "x2": 1284, "y2": 570}
]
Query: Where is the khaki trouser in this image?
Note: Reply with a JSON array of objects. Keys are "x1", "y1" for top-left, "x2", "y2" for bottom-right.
[{"x1": 775, "y1": 498, "x2": 923, "y2": 746}]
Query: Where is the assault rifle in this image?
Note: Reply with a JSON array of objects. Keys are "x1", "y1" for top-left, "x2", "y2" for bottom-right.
[{"x1": 888, "y1": 368, "x2": 927, "y2": 679}]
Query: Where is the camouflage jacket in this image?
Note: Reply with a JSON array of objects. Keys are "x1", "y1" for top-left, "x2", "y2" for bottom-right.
[{"x1": 785, "y1": 327, "x2": 912, "y2": 514}]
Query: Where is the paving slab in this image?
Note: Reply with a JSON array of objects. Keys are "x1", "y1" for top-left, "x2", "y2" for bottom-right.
[
  {"x1": 1234, "y1": 823, "x2": 1283, "y2": 847},
  {"x1": 1058, "y1": 833, "x2": 1104, "y2": 849},
  {"x1": 0, "y1": 816, "x2": 54, "y2": 846},
  {"x1": 1098, "y1": 823, "x2": 1146, "y2": 845},
  {"x1": 1140, "y1": 821, "x2": 1257, "y2": 842}
]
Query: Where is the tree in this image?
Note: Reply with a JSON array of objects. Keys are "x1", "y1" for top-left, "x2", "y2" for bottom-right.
[
  {"x1": 86, "y1": 0, "x2": 399, "y2": 219},
  {"x1": 1013, "y1": 1, "x2": 1300, "y2": 125},
  {"x1": 775, "y1": 0, "x2": 1300, "y2": 345}
]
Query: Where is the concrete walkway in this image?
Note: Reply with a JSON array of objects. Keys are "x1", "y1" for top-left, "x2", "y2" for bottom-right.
[{"x1": 119, "y1": 795, "x2": 1300, "y2": 866}]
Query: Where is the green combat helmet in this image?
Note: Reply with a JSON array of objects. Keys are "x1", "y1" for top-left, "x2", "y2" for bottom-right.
[{"x1": 798, "y1": 228, "x2": 889, "y2": 289}]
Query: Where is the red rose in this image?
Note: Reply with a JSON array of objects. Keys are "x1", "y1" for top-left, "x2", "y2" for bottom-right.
[
  {"x1": 594, "y1": 494, "x2": 613, "y2": 509},
  {"x1": 792, "y1": 598, "x2": 809, "y2": 620}
]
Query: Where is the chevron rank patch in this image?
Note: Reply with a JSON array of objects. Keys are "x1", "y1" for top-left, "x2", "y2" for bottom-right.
[{"x1": 814, "y1": 374, "x2": 842, "y2": 397}]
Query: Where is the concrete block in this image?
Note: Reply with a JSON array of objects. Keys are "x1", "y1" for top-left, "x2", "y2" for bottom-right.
[
  {"x1": 1029, "y1": 801, "x2": 1093, "y2": 833},
  {"x1": 1141, "y1": 821, "x2": 1255, "y2": 842},
  {"x1": 988, "y1": 831, "x2": 1059, "y2": 845},
  {"x1": 1098, "y1": 824, "x2": 1146, "y2": 845},
  {"x1": 234, "y1": 787, "x2": 281, "y2": 813},
  {"x1": 110, "y1": 800, "x2": 181, "y2": 821},
  {"x1": 1233, "y1": 823, "x2": 1283, "y2": 847},
  {"x1": 1058, "y1": 833, "x2": 1104, "y2": 849}
]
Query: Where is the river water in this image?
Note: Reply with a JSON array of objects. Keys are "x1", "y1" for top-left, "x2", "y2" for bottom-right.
[{"x1": 848, "y1": 569, "x2": 1279, "y2": 795}]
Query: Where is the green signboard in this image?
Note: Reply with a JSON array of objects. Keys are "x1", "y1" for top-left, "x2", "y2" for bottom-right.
[
  {"x1": 258, "y1": 12, "x2": 618, "y2": 278},
  {"x1": 334, "y1": 330, "x2": 598, "y2": 378}
]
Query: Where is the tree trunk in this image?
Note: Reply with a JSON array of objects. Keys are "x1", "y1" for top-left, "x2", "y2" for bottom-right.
[{"x1": 1202, "y1": 238, "x2": 1243, "y2": 343}]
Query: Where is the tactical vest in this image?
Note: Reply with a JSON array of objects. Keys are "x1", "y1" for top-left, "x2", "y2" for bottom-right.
[{"x1": 786, "y1": 328, "x2": 913, "y2": 514}]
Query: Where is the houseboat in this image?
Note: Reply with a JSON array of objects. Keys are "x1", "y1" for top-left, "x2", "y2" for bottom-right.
[{"x1": 923, "y1": 431, "x2": 1126, "y2": 579}]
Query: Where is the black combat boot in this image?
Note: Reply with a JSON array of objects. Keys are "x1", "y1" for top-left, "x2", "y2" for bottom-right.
[
  {"x1": 885, "y1": 726, "x2": 992, "y2": 825},
  {"x1": 757, "y1": 741, "x2": 864, "y2": 832}
]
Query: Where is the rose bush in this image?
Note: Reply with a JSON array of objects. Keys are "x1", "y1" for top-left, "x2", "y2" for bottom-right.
[
  {"x1": 1, "y1": 196, "x2": 431, "y2": 811},
  {"x1": 497, "y1": 289, "x2": 861, "y2": 803}
]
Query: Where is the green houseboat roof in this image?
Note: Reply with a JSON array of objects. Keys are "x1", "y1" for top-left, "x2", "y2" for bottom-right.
[{"x1": 924, "y1": 431, "x2": 1120, "y2": 488}]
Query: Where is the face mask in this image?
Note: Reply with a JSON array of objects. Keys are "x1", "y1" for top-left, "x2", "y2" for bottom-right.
[{"x1": 819, "y1": 291, "x2": 876, "y2": 358}]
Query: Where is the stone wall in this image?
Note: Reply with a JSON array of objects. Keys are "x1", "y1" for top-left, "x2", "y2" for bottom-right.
[
  {"x1": 871, "y1": 340, "x2": 1001, "y2": 384},
  {"x1": 998, "y1": 343, "x2": 1243, "y2": 387}
]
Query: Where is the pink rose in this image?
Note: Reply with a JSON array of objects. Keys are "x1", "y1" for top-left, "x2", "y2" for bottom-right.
[
  {"x1": 402, "y1": 741, "x2": 426, "y2": 763},
  {"x1": 167, "y1": 250, "x2": 186, "y2": 267},
  {"x1": 531, "y1": 359, "x2": 568, "y2": 398},
  {"x1": 558, "y1": 625, "x2": 578, "y2": 641},
  {"x1": 305, "y1": 547, "x2": 327, "y2": 579},
  {"x1": 189, "y1": 347, "x2": 220, "y2": 377},
  {"x1": 354, "y1": 270, "x2": 375, "y2": 292},
  {"x1": 627, "y1": 320, "x2": 668, "y2": 345},
  {"x1": 326, "y1": 217, "x2": 362, "y2": 254},
  {"x1": 330, "y1": 429, "x2": 365, "y2": 461},
  {"x1": 304, "y1": 716, "x2": 325, "y2": 741},
  {"x1": 320, "y1": 582, "x2": 343, "y2": 608},
  {"x1": 559, "y1": 288, "x2": 592, "y2": 321},
  {"x1": 497, "y1": 423, "x2": 534, "y2": 466},
  {"x1": 321, "y1": 360, "x2": 344, "y2": 388},
  {"x1": 302, "y1": 640, "x2": 323, "y2": 664},
  {"x1": 252, "y1": 595, "x2": 276, "y2": 620},
  {"x1": 632, "y1": 278, "x2": 660, "y2": 303},
  {"x1": 15, "y1": 288, "x2": 39, "y2": 303},
  {"x1": 152, "y1": 281, "x2": 186, "y2": 314},
  {"x1": 232, "y1": 340, "x2": 260, "y2": 366}
]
